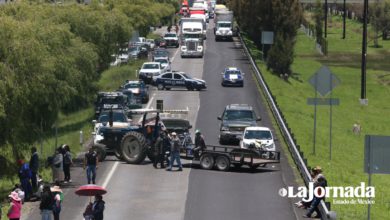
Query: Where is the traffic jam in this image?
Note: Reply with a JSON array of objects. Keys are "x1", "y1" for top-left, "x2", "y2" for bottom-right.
[{"x1": 93, "y1": 0, "x2": 280, "y2": 172}]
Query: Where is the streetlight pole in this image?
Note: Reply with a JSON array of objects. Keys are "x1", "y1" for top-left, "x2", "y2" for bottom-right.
[
  {"x1": 324, "y1": 0, "x2": 328, "y2": 38},
  {"x1": 361, "y1": 0, "x2": 368, "y2": 103},
  {"x1": 342, "y1": 0, "x2": 346, "y2": 39}
]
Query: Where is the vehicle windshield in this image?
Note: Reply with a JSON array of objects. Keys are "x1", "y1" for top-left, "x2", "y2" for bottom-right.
[
  {"x1": 244, "y1": 130, "x2": 272, "y2": 140},
  {"x1": 164, "y1": 33, "x2": 177, "y2": 38},
  {"x1": 218, "y1": 23, "x2": 231, "y2": 28},
  {"x1": 225, "y1": 70, "x2": 241, "y2": 77},
  {"x1": 162, "y1": 120, "x2": 190, "y2": 129},
  {"x1": 100, "y1": 96, "x2": 124, "y2": 105},
  {"x1": 129, "y1": 47, "x2": 139, "y2": 52},
  {"x1": 143, "y1": 64, "x2": 160, "y2": 69},
  {"x1": 98, "y1": 112, "x2": 127, "y2": 123},
  {"x1": 124, "y1": 84, "x2": 139, "y2": 89},
  {"x1": 182, "y1": 73, "x2": 192, "y2": 79},
  {"x1": 154, "y1": 50, "x2": 169, "y2": 57},
  {"x1": 223, "y1": 110, "x2": 254, "y2": 121},
  {"x1": 155, "y1": 59, "x2": 168, "y2": 65}
]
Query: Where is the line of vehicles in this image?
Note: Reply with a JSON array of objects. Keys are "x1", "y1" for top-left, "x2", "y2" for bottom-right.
[{"x1": 91, "y1": 1, "x2": 279, "y2": 172}]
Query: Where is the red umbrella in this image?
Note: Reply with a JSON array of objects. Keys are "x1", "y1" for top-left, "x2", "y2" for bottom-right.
[{"x1": 75, "y1": 184, "x2": 107, "y2": 197}]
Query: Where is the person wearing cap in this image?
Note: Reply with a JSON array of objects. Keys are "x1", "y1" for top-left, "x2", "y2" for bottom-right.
[
  {"x1": 40, "y1": 184, "x2": 54, "y2": 220},
  {"x1": 166, "y1": 132, "x2": 183, "y2": 171},
  {"x1": 7, "y1": 191, "x2": 22, "y2": 220},
  {"x1": 193, "y1": 129, "x2": 206, "y2": 158},
  {"x1": 304, "y1": 166, "x2": 327, "y2": 218},
  {"x1": 51, "y1": 185, "x2": 63, "y2": 220}
]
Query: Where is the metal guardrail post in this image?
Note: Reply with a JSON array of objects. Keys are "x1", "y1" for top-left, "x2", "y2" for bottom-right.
[{"x1": 237, "y1": 33, "x2": 336, "y2": 220}]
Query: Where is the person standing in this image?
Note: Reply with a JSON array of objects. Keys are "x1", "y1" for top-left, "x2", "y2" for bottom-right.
[
  {"x1": 166, "y1": 132, "x2": 182, "y2": 171},
  {"x1": 153, "y1": 132, "x2": 165, "y2": 169},
  {"x1": 304, "y1": 166, "x2": 327, "y2": 218},
  {"x1": 17, "y1": 160, "x2": 32, "y2": 201},
  {"x1": 7, "y1": 192, "x2": 22, "y2": 220},
  {"x1": 40, "y1": 185, "x2": 53, "y2": 220},
  {"x1": 50, "y1": 186, "x2": 63, "y2": 220},
  {"x1": 62, "y1": 145, "x2": 73, "y2": 183},
  {"x1": 30, "y1": 146, "x2": 39, "y2": 191},
  {"x1": 193, "y1": 129, "x2": 206, "y2": 158},
  {"x1": 92, "y1": 195, "x2": 105, "y2": 220},
  {"x1": 84, "y1": 148, "x2": 98, "y2": 184},
  {"x1": 52, "y1": 148, "x2": 63, "y2": 183}
]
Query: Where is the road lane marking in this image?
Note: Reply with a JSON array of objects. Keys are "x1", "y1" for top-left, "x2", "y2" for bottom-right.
[
  {"x1": 102, "y1": 161, "x2": 119, "y2": 188},
  {"x1": 171, "y1": 47, "x2": 180, "y2": 63}
]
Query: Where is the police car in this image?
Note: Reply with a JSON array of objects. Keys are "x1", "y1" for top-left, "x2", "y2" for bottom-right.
[
  {"x1": 221, "y1": 67, "x2": 245, "y2": 87},
  {"x1": 120, "y1": 80, "x2": 150, "y2": 104},
  {"x1": 154, "y1": 71, "x2": 207, "y2": 91}
]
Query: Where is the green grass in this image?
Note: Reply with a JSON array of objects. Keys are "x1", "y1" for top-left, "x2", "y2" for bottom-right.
[
  {"x1": 0, "y1": 61, "x2": 142, "y2": 219},
  {"x1": 243, "y1": 15, "x2": 390, "y2": 219}
]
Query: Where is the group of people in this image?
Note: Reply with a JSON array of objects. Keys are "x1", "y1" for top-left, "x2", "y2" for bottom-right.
[
  {"x1": 51, "y1": 144, "x2": 73, "y2": 184},
  {"x1": 295, "y1": 166, "x2": 327, "y2": 218},
  {"x1": 152, "y1": 129, "x2": 206, "y2": 171}
]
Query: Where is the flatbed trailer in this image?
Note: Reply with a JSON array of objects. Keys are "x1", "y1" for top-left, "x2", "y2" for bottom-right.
[{"x1": 182, "y1": 145, "x2": 280, "y2": 171}]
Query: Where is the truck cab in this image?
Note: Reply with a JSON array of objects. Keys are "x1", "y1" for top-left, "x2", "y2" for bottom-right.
[{"x1": 181, "y1": 38, "x2": 204, "y2": 58}]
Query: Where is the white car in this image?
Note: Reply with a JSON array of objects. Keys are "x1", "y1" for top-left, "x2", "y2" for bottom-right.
[
  {"x1": 239, "y1": 127, "x2": 276, "y2": 151},
  {"x1": 138, "y1": 62, "x2": 165, "y2": 84},
  {"x1": 153, "y1": 57, "x2": 171, "y2": 72}
]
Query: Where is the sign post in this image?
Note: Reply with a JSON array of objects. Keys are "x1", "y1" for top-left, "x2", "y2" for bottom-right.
[{"x1": 261, "y1": 31, "x2": 274, "y2": 60}]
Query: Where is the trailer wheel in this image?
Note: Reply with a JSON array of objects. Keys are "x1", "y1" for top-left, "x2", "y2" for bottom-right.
[
  {"x1": 215, "y1": 156, "x2": 230, "y2": 171},
  {"x1": 200, "y1": 154, "x2": 214, "y2": 170},
  {"x1": 250, "y1": 164, "x2": 260, "y2": 170},
  {"x1": 120, "y1": 131, "x2": 147, "y2": 164}
]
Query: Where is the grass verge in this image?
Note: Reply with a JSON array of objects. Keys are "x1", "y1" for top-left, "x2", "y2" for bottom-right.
[{"x1": 242, "y1": 15, "x2": 390, "y2": 219}]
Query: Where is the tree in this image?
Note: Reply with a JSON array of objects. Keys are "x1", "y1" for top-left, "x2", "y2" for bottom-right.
[{"x1": 370, "y1": 0, "x2": 390, "y2": 45}]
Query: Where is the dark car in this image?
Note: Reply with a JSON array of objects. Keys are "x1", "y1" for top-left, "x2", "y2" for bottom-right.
[
  {"x1": 128, "y1": 46, "x2": 148, "y2": 59},
  {"x1": 154, "y1": 71, "x2": 206, "y2": 91},
  {"x1": 120, "y1": 80, "x2": 150, "y2": 104},
  {"x1": 221, "y1": 67, "x2": 245, "y2": 87},
  {"x1": 94, "y1": 92, "x2": 128, "y2": 119},
  {"x1": 155, "y1": 38, "x2": 167, "y2": 48},
  {"x1": 152, "y1": 48, "x2": 170, "y2": 61},
  {"x1": 217, "y1": 104, "x2": 261, "y2": 144},
  {"x1": 120, "y1": 90, "x2": 143, "y2": 109}
]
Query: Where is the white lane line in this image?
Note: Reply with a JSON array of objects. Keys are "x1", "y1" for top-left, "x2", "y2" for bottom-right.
[
  {"x1": 101, "y1": 93, "x2": 156, "y2": 189},
  {"x1": 171, "y1": 47, "x2": 180, "y2": 63},
  {"x1": 102, "y1": 161, "x2": 119, "y2": 188}
]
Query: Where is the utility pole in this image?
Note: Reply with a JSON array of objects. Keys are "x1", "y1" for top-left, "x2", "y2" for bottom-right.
[
  {"x1": 361, "y1": 0, "x2": 368, "y2": 103},
  {"x1": 342, "y1": 0, "x2": 346, "y2": 39},
  {"x1": 324, "y1": 0, "x2": 328, "y2": 38}
]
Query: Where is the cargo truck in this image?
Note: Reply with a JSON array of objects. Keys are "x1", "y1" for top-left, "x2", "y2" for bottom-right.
[{"x1": 214, "y1": 10, "x2": 234, "y2": 41}]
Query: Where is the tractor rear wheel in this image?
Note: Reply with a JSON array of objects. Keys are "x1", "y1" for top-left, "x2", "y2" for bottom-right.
[{"x1": 120, "y1": 131, "x2": 147, "y2": 164}]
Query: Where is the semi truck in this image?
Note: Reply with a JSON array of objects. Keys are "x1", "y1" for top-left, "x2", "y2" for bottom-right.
[
  {"x1": 214, "y1": 10, "x2": 234, "y2": 41},
  {"x1": 180, "y1": 17, "x2": 206, "y2": 40},
  {"x1": 180, "y1": 18, "x2": 205, "y2": 58}
]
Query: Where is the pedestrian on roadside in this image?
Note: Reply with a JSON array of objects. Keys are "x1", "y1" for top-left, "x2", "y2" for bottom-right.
[
  {"x1": 193, "y1": 129, "x2": 206, "y2": 158},
  {"x1": 12, "y1": 184, "x2": 25, "y2": 204},
  {"x1": 166, "y1": 132, "x2": 183, "y2": 171},
  {"x1": 153, "y1": 132, "x2": 166, "y2": 169},
  {"x1": 40, "y1": 185, "x2": 54, "y2": 220},
  {"x1": 30, "y1": 146, "x2": 39, "y2": 192},
  {"x1": 84, "y1": 148, "x2": 98, "y2": 184},
  {"x1": 50, "y1": 185, "x2": 63, "y2": 220},
  {"x1": 52, "y1": 148, "x2": 63, "y2": 183},
  {"x1": 17, "y1": 159, "x2": 32, "y2": 201},
  {"x1": 92, "y1": 195, "x2": 105, "y2": 220},
  {"x1": 62, "y1": 144, "x2": 73, "y2": 183},
  {"x1": 83, "y1": 203, "x2": 94, "y2": 220},
  {"x1": 167, "y1": 25, "x2": 172, "y2": 33},
  {"x1": 303, "y1": 166, "x2": 327, "y2": 218},
  {"x1": 7, "y1": 191, "x2": 22, "y2": 220}
]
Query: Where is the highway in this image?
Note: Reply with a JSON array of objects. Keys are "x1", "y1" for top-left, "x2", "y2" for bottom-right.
[{"x1": 23, "y1": 22, "x2": 305, "y2": 220}]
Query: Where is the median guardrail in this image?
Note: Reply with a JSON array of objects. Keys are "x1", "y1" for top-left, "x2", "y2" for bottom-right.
[{"x1": 237, "y1": 33, "x2": 336, "y2": 220}]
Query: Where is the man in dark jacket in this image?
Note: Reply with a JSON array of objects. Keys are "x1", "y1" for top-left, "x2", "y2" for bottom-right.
[
  {"x1": 30, "y1": 146, "x2": 39, "y2": 191},
  {"x1": 193, "y1": 129, "x2": 206, "y2": 158},
  {"x1": 39, "y1": 185, "x2": 54, "y2": 220},
  {"x1": 92, "y1": 195, "x2": 105, "y2": 220},
  {"x1": 153, "y1": 132, "x2": 165, "y2": 169}
]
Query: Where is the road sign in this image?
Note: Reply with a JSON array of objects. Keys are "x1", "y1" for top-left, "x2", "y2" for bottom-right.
[
  {"x1": 307, "y1": 98, "x2": 340, "y2": 105},
  {"x1": 365, "y1": 135, "x2": 390, "y2": 174},
  {"x1": 309, "y1": 66, "x2": 340, "y2": 97},
  {"x1": 261, "y1": 31, "x2": 274, "y2": 45}
]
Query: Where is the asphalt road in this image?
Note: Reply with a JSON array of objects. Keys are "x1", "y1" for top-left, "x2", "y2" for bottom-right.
[{"x1": 23, "y1": 23, "x2": 306, "y2": 220}]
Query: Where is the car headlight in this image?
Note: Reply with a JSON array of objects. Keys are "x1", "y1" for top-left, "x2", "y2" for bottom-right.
[
  {"x1": 181, "y1": 46, "x2": 187, "y2": 51},
  {"x1": 197, "y1": 46, "x2": 203, "y2": 51},
  {"x1": 221, "y1": 126, "x2": 229, "y2": 131},
  {"x1": 228, "y1": 30, "x2": 233, "y2": 35},
  {"x1": 265, "y1": 143, "x2": 274, "y2": 150}
]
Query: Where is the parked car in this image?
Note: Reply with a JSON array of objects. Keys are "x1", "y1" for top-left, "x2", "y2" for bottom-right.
[
  {"x1": 118, "y1": 51, "x2": 129, "y2": 64},
  {"x1": 239, "y1": 127, "x2": 276, "y2": 152},
  {"x1": 217, "y1": 104, "x2": 261, "y2": 144},
  {"x1": 163, "y1": 32, "x2": 180, "y2": 48},
  {"x1": 153, "y1": 57, "x2": 171, "y2": 72},
  {"x1": 128, "y1": 46, "x2": 148, "y2": 59},
  {"x1": 155, "y1": 38, "x2": 167, "y2": 48},
  {"x1": 138, "y1": 62, "x2": 165, "y2": 84},
  {"x1": 94, "y1": 92, "x2": 129, "y2": 119},
  {"x1": 152, "y1": 48, "x2": 170, "y2": 61},
  {"x1": 120, "y1": 80, "x2": 150, "y2": 104},
  {"x1": 145, "y1": 39, "x2": 156, "y2": 50},
  {"x1": 221, "y1": 67, "x2": 245, "y2": 87},
  {"x1": 153, "y1": 71, "x2": 206, "y2": 91}
]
